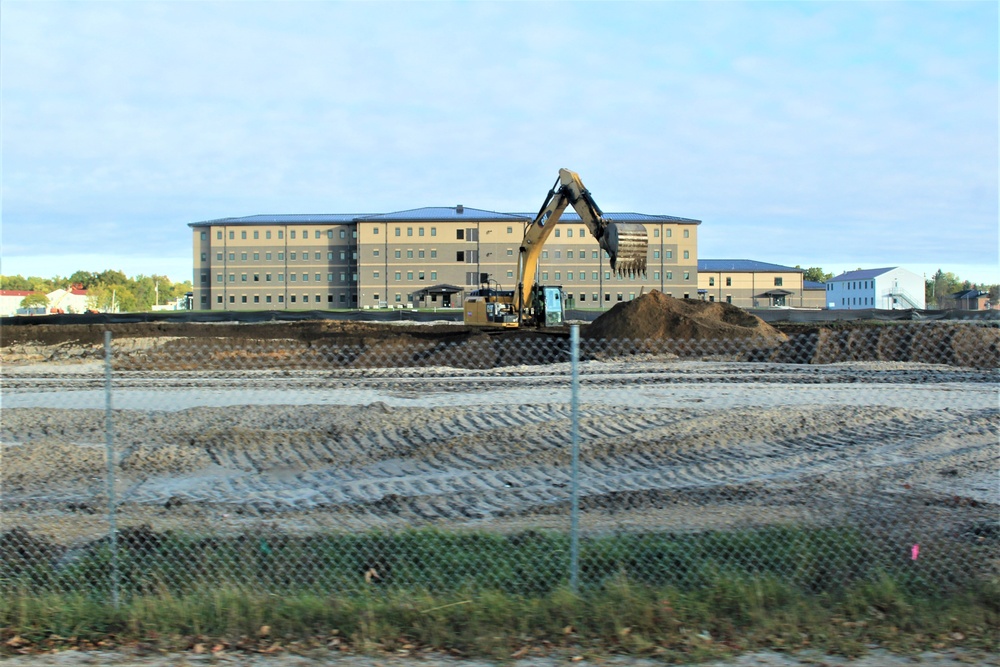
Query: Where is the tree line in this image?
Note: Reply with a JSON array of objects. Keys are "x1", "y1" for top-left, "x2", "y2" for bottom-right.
[{"x1": 1, "y1": 271, "x2": 193, "y2": 312}]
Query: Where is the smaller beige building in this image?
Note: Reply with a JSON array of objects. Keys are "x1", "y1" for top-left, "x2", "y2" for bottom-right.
[{"x1": 697, "y1": 260, "x2": 823, "y2": 309}]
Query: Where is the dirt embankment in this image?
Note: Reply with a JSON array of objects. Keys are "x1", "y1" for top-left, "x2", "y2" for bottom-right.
[{"x1": 1, "y1": 293, "x2": 997, "y2": 369}]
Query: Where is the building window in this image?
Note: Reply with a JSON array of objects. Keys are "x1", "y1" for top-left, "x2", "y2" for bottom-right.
[
  {"x1": 507, "y1": 249, "x2": 513, "y2": 256},
  {"x1": 653, "y1": 228, "x2": 659, "y2": 238},
  {"x1": 683, "y1": 229, "x2": 689, "y2": 238},
  {"x1": 604, "y1": 271, "x2": 611, "y2": 280},
  {"x1": 241, "y1": 295, "x2": 248, "y2": 303},
  {"x1": 340, "y1": 229, "x2": 346, "y2": 239},
  {"x1": 542, "y1": 272, "x2": 548, "y2": 281},
  {"x1": 430, "y1": 250, "x2": 437, "y2": 258},
  {"x1": 200, "y1": 231, "x2": 207, "y2": 241},
  {"x1": 726, "y1": 277, "x2": 732, "y2": 286},
  {"x1": 407, "y1": 250, "x2": 414, "y2": 259},
  {"x1": 456, "y1": 251, "x2": 465, "y2": 261},
  {"x1": 567, "y1": 229, "x2": 573, "y2": 237},
  {"x1": 555, "y1": 229, "x2": 560, "y2": 237},
  {"x1": 266, "y1": 253, "x2": 272, "y2": 260},
  {"x1": 654, "y1": 272, "x2": 660, "y2": 280},
  {"x1": 395, "y1": 227, "x2": 401, "y2": 236},
  {"x1": 241, "y1": 231, "x2": 247, "y2": 239},
  {"x1": 419, "y1": 227, "x2": 425, "y2": 236},
  {"x1": 266, "y1": 231, "x2": 271, "y2": 239},
  {"x1": 217, "y1": 231, "x2": 223, "y2": 240},
  {"x1": 200, "y1": 252, "x2": 207, "y2": 261},
  {"x1": 456, "y1": 229, "x2": 464, "y2": 240},
  {"x1": 278, "y1": 295, "x2": 284, "y2": 303},
  {"x1": 683, "y1": 272, "x2": 690, "y2": 280},
  {"x1": 666, "y1": 271, "x2": 673, "y2": 280},
  {"x1": 253, "y1": 252, "x2": 259, "y2": 260},
  {"x1": 617, "y1": 293, "x2": 623, "y2": 301},
  {"x1": 278, "y1": 230, "x2": 283, "y2": 239},
  {"x1": 709, "y1": 277, "x2": 715, "y2": 286},
  {"x1": 200, "y1": 273, "x2": 208, "y2": 283},
  {"x1": 229, "y1": 252, "x2": 235, "y2": 261},
  {"x1": 229, "y1": 295, "x2": 235, "y2": 303},
  {"x1": 407, "y1": 272, "x2": 413, "y2": 280},
  {"x1": 418, "y1": 250, "x2": 425, "y2": 258},
  {"x1": 395, "y1": 250, "x2": 401, "y2": 259},
  {"x1": 328, "y1": 273, "x2": 334, "y2": 281},
  {"x1": 265, "y1": 273, "x2": 272, "y2": 282},
  {"x1": 266, "y1": 295, "x2": 272, "y2": 303},
  {"x1": 395, "y1": 272, "x2": 402, "y2": 280},
  {"x1": 507, "y1": 270, "x2": 514, "y2": 278},
  {"x1": 418, "y1": 272, "x2": 425, "y2": 280},
  {"x1": 726, "y1": 296, "x2": 732, "y2": 304},
  {"x1": 253, "y1": 231, "x2": 259, "y2": 239},
  {"x1": 241, "y1": 253, "x2": 248, "y2": 261},
  {"x1": 217, "y1": 252, "x2": 223, "y2": 260},
  {"x1": 253, "y1": 274, "x2": 259, "y2": 282},
  {"x1": 372, "y1": 250, "x2": 379, "y2": 257},
  {"x1": 290, "y1": 296, "x2": 296, "y2": 303},
  {"x1": 683, "y1": 250, "x2": 689, "y2": 259},
  {"x1": 507, "y1": 226, "x2": 513, "y2": 234},
  {"x1": 666, "y1": 229, "x2": 672, "y2": 238},
  {"x1": 373, "y1": 271, "x2": 379, "y2": 279},
  {"x1": 290, "y1": 231, "x2": 296, "y2": 239},
  {"x1": 430, "y1": 272, "x2": 437, "y2": 280},
  {"x1": 277, "y1": 252, "x2": 284, "y2": 260},
  {"x1": 430, "y1": 227, "x2": 437, "y2": 237},
  {"x1": 653, "y1": 250, "x2": 660, "y2": 259},
  {"x1": 290, "y1": 252, "x2": 296, "y2": 260},
  {"x1": 774, "y1": 277, "x2": 783, "y2": 286},
  {"x1": 407, "y1": 227, "x2": 413, "y2": 237}
]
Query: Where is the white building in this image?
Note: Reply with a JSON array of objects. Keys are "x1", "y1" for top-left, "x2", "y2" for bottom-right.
[
  {"x1": 826, "y1": 267, "x2": 926, "y2": 310},
  {"x1": 47, "y1": 286, "x2": 89, "y2": 313}
]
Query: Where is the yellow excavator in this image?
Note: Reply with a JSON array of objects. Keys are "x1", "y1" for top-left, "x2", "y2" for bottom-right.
[{"x1": 464, "y1": 168, "x2": 648, "y2": 328}]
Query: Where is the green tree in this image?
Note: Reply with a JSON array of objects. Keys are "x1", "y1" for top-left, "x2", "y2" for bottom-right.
[
  {"x1": 0, "y1": 275, "x2": 32, "y2": 290},
  {"x1": 796, "y1": 266, "x2": 833, "y2": 283},
  {"x1": 19, "y1": 293, "x2": 49, "y2": 309}
]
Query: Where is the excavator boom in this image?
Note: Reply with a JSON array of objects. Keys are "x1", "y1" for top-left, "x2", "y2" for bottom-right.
[{"x1": 516, "y1": 169, "x2": 648, "y2": 319}]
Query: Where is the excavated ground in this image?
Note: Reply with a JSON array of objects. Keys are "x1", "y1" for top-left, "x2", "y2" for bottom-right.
[{"x1": 2, "y1": 293, "x2": 997, "y2": 547}]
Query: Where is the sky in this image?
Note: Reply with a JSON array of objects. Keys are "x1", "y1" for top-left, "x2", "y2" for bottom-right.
[{"x1": 2, "y1": 1, "x2": 997, "y2": 286}]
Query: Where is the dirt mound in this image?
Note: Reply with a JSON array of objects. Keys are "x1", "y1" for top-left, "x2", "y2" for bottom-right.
[{"x1": 583, "y1": 291, "x2": 786, "y2": 342}]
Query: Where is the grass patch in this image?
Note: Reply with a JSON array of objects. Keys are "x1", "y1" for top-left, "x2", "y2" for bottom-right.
[{"x1": 2, "y1": 577, "x2": 996, "y2": 659}]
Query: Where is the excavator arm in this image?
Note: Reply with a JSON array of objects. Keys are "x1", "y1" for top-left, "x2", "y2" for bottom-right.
[{"x1": 515, "y1": 169, "x2": 647, "y2": 320}]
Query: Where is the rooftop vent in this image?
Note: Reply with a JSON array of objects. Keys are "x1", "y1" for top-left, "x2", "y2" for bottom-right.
[{"x1": 456, "y1": 204, "x2": 464, "y2": 214}]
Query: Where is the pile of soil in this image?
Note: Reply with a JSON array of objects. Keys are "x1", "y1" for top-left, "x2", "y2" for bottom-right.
[{"x1": 583, "y1": 291, "x2": 786, "y2": 342}]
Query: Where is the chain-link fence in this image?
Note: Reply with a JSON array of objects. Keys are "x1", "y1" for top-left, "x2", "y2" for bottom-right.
[{"x1": 2, "y1": 323, "x2": 997, "y2": 604}]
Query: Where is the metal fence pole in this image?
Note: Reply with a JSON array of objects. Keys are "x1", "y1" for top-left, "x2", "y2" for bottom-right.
[
  {"x1": 103, "y1": 331, "x2": 120, "y2": 607},
  {"x1": 569, "y1": 325, "x2": 581, "y2": 592}
]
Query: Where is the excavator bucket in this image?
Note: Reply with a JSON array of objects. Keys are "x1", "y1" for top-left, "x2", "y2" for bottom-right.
[{"x1": 602, "y1": 223, "x2": 648, "y2": 278}]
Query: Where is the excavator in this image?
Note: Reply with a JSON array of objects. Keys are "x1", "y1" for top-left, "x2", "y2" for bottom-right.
[{"x1": 464, "y1": 168, "x2": 648, "y2": 328}]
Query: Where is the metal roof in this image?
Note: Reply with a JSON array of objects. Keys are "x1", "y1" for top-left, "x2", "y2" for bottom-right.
[
  {"x1": 190, "y1": 214, "x2": 362, "y2": 227},
  {"x1": 511, "y1": 212, "x2": 701, "y2": 224},
  {"x1": 189, "y1": 207, "x2": 700, "y2": 227},
  {"x1": 804, "y1": 280, "x2": 826, "y2": 289},
  {"x1": 358, "y1": 207, "x2": 526, "y2": 222},
  {"x1": 698, "y1": 259, "x2": 804, "y2": 273},
  {"x1": 828, "y1": 267, "x2": 898, "y2": 282}
]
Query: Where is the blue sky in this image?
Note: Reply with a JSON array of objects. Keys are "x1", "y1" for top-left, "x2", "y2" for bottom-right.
[{"x1": 2, "y1": 1, "x2": 997, "y2": 285}]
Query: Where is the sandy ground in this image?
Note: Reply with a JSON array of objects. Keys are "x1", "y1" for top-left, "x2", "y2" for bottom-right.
[{"x1": 2, "y1": 358, "x2": 997, "y2": 544}]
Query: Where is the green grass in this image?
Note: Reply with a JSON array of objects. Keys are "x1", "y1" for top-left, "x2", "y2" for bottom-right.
[
  {"x1": 2, "y1": 526, "x2": 996, "y2": 657},
  {"x1": 2, "y1": 577, "x2": 996, "y2": 658}
]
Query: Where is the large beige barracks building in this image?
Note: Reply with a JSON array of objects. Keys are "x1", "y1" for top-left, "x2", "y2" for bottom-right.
[
  {"x1": 189, "y1": 207, "x2": 702, "y2": 311},
  {"x1": 696, "y1": 260, "x2": 826, "y2": 309}
]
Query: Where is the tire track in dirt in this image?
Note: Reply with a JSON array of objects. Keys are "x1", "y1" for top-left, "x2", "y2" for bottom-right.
[{"x1": 3, "y1": 369, "x2": 997, "y2": 538}]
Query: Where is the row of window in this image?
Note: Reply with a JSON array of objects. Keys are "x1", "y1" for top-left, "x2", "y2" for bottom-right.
[
  {"x1": 202, "y1": 250, "x2": 357, "y2": 262},
  {"x1": 203, "y1": 272, "x2": 359, "y2": 284},
  {"x1": 843, "y1": 297, "x2": 874, "y2": 305},
  {"x1": 199, "y1": 226, "x2": 693, "y2": 243},
  {"x1": 209, "y1": 293, "x2": 359, "y2": 305},
  {"x1": 706, "y1": 277, "x2": 784, "y2": 287},
  {"x1": 200, "y1": 229, "x2": 357, "y2": 241},
  {"x1": 830, "y1": 281, "x2": 873, "y2": 291}
]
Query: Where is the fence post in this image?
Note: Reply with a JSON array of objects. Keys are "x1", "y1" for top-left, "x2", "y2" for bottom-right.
[
  {"x1": 569, "y1": 325, "x2": 581, "y2": 592},
  {"x1": 103, "y1": 331, "x2": 120, "y2": 607}
]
